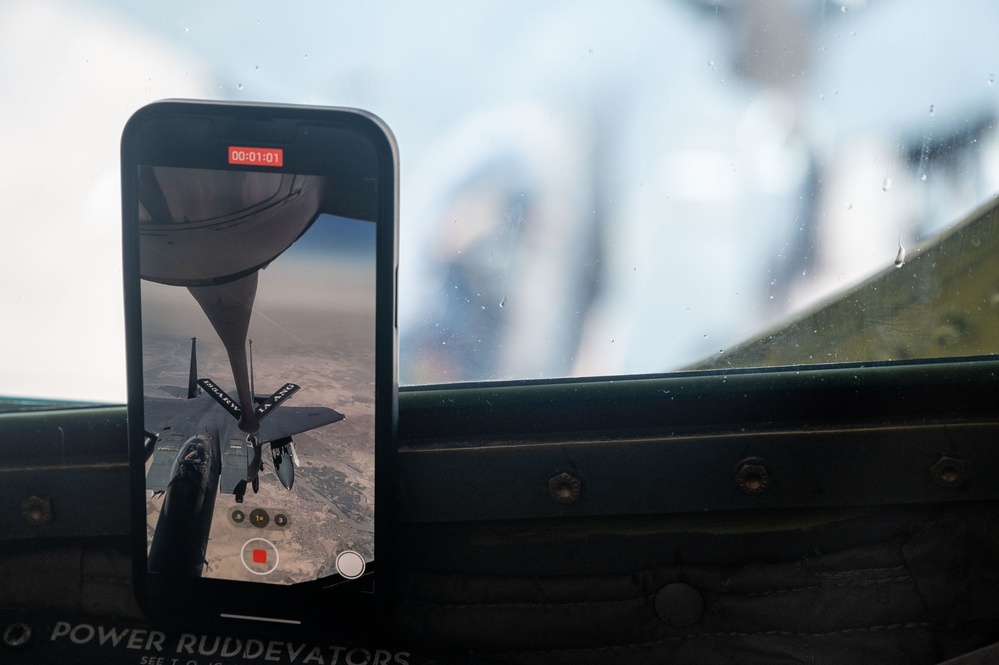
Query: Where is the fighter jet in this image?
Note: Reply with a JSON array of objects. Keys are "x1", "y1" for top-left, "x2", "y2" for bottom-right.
[{"x1": 143, "y1": 337, "x2": 344, "y2": 576}]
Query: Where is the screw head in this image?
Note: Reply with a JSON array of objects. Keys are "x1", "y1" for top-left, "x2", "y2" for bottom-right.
[
  {"x1": 735, "y1": 459, "x2": 771, "y2": 496},
  {"x1": 20, "y1": 496, "x2": 53, "y2": 526},
  {"x1": 931, "y1": 456, "x2": 969, "y2": 488},
  {"x1": 3, "y1": 622, "x2": 31, "y2": 649},
  {"x1": 548, "y1": 472, "x2": 582, "y2": 504}
]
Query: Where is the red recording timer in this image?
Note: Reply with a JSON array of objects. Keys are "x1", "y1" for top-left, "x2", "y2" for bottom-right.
[{"x1": 228, "y1": 146, "x2": 284, "y2": 167}]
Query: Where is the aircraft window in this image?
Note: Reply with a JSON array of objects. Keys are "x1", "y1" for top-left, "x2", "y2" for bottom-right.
[{"x1": 3, "y1": 1, "x2": 999, "y2": 402}]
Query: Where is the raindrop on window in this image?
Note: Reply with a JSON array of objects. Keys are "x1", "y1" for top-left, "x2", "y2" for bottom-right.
[{"x1": 894, "y1": 246, "x2": 906, "y2": 268}]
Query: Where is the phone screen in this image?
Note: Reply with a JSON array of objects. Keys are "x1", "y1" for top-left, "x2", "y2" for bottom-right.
[{"x1": 138, "y1": 165, "x2": 376, "y2": 586}]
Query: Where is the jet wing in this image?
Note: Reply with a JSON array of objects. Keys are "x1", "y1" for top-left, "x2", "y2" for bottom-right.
[
  {"x1": 143, "y1": 394, "x2": 211, "y2": 434},
  {"x1": 155, "y1": 385, "x2": 191, "y2": 399},
  {"x1": 257, "y1": 405, "x2": 345, "y2": 444}
]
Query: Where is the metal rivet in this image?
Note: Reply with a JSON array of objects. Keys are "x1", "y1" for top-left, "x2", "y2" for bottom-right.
[
  {"x1": 3, "y1": 622, "x2": 32, "y2": 649},
  {"x1": 655, "y1": 583, "x2": 704, "y2": 628},
  {"x1": 931, "y1": 456, "x2": 969, "y2": 488},
  {"x1": 548, "y1": 472, "x2": 581, "y2": 504},
  {"x1": 20, "y1": 496, "x2": 53, "y2": 526},
  {"x1": 735, "y1": 458, "x2": 770, "y2": 496}
]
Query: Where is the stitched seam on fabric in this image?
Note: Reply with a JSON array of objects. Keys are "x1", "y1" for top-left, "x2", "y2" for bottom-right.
[
  {"x1": 399, "y1": 598, "x2": 643, "y2": 610},
  {"x1": 813, "y1": 565, "x2": 909, "y2": 579},
  {"x1": 684, "y1": 622, "x2": 932, "y2": 639},
  {"x1": 400, "y1": 575, "x2": 913, "y2": 608},
  {"x1": 489, "y1": 622, "x2": 932, "y2": 656},
  {"x1": 737, "y1": 575, "x2": 913, "y2": 597}
]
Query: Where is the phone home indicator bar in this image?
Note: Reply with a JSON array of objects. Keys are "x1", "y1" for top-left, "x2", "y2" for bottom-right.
[
  {"x1": 228, "y1": 146, "x2": 284, "y2": 167},
  {"x1": 219, "y1": 613, "x2": 302, "y2": 625}
]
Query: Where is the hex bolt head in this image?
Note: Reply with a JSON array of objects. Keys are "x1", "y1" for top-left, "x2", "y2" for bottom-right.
[
  {"x1": 931, "y1": 456, "x2": 969, "y2": 488},
  {"x1": 549, "y1": 472, "x2": 582, "y2": 504},
  {"x1": 20, "y1": 496, "x2": 53, "y2": 526},
  {"x1": 735, "y1": 459, "x2": 771, "y2": 496}
]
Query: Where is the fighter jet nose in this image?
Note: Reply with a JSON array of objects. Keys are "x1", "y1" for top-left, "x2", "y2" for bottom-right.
[
  {"x1": 274, "y1": 457, "x2": 294, "y2": 490},
  {"x1": 272, "y1": 443, "x2": 295, "y2": 491}
]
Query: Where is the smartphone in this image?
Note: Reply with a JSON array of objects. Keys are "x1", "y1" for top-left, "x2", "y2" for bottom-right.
[{"x1": 122, "y1": 100, "x2": 397, "y2": 633}]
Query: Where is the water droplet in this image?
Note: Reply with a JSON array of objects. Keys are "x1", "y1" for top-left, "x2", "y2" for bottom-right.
[
  {"x1": 304, "y1": 54, "x2": 309, "y2": 60},
  {"x1": 840, "y1": 5, "x2": 847, "y2": 11},
  {"x1": 183, "y1": 26, "x2": 190, "y2": 33},
  {"x1": 971, "y1": 237, "x2": 981, "y2": 247},
  {"x1": 708, "y1": 59, "x2": 716, "y2": 70},
  {"x1": 499, "y1": 294, "x2": 507, "y2": 308},
  {"x1": 989, "y1": 75, "x2": 994, "y2": 87},
  {"x1": 921, "y1": 174, "x2": 927, "y2": 181},
  {"x1": 928, "y1": 104, "x2": 935, "y2": 118},
  {"x1": 846, "y1": 203, "x2": 853, "y2": 210},
  {"x1": 894, "y1": 246, "x2": 906, "y2": 268},
  {"x1": 882, "y1": 176, "x2": 892, "y2": 192},
  {"x1": 237, "y1": 83, "x2": 243, "y2": 90},
  {"x1": 610, "y1": 338, "x2": 615, "y2": 343},
  {"x1": 255, "y1": 65, "x2": 260, "y2": 71}
]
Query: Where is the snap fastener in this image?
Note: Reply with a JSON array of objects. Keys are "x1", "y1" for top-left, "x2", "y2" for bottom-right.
[{"x1": 654, "y1": 582, "x2": 704, "y2": 628}]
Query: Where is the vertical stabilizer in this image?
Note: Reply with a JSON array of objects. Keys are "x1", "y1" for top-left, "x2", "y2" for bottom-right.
[{"x1": 187, "y1": 337, "x2": 199, "y2": 399}]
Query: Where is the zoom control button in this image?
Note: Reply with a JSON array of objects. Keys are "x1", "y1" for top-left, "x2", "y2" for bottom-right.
[{"x1": 249, "y1": 508, "x2": 269, "y2": 528}]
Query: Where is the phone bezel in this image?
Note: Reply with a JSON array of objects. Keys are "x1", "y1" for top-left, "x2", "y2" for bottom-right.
[{"x1": 121, "y1": 100, "x2": 398, "y2": 633}]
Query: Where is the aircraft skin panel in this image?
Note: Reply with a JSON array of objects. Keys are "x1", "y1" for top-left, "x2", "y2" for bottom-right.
[
  {"x1": 143, "y1": 396, "x2": 204, "y2": 435},
  {"x1": 145, "y1": 432, "x2": 189, "y2": 492},
  {"x1": 219, "y1": 436, "x2": 249, "y2": 495}
]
